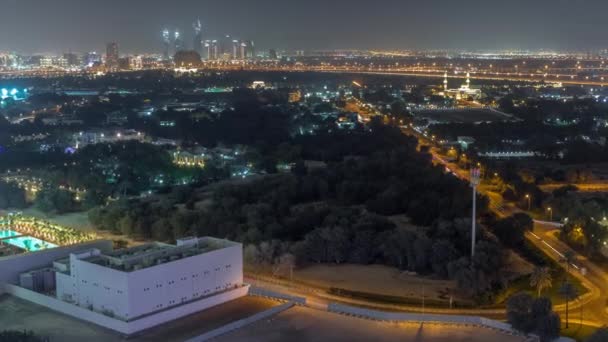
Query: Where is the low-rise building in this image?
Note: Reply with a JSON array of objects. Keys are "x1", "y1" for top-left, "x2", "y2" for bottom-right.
[
  {"x1": 2, "y1": 237, "x2": 248, "y2": 335},
  {"x1": 54, "y1": 237, "x2": 243, "y2": 321}
]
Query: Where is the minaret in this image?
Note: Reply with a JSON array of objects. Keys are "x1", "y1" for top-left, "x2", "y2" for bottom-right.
[
  {"x1": 465, "y1": 72, "x2": 471, "y2": 89},
  {"x1": 443, "y1": 72, "x2": 448, "y2": 91}
]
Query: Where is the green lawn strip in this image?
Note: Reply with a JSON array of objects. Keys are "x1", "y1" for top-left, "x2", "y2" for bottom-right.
[
  {"x1": 495, "y1": 270, "x2": 587, "y2": 306},
  {"x1": 327, "y1": 287, "x2": 475, "y2": 309},
  {"x1": 560, "y1": 324, "x2": 599, "y2": 342}
]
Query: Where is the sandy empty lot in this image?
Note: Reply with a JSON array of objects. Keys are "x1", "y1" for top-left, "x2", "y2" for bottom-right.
[{"x1": 217, "y1": 306, "x2": 525, "y2": 342}]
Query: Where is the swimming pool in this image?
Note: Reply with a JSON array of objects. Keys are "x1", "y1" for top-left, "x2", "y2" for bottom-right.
[
  {"x1": 1, "y1": 236, "x2": 58, "y2": 252},
  {"x1": 0, "y1": 230, "x2": 20, "y2": 239}
]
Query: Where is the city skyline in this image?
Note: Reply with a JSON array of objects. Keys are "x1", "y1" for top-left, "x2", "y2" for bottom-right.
[
  {"x1": 3, "y1": 1, "x2": 608, "y2": 341},
  {"x1": 1, "y1": 0, "x2": 608, "y2": 54}
]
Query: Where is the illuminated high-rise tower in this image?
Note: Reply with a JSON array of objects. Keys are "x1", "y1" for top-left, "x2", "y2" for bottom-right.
[
  {"x1": 232, "y1": 40, "x2": 240, "y2": 59},
  {"x1": 174, "y1": 30, "x2": 184, "y2": 53},
  {"x1": 162, "y1": 29, "x2": 171, "y2": 60},
  {"x1": 220, "y1": 35, "x2": 232, "y2": 58},
  {"x1": 204, "y1": 40, "x2": 218, "y2": 60},
  {"x1": 193, "y1": 19, "x2": 203, "y2": 55},
  {"x1": 443, "y1": 72, "x2": 448, "y2": 90},
  {"x1": 245, "y1": 40, "x2": 255, "y2": 59},
  {"x1": 105, "y1": 42, "x2": 119, "y2": 70},
  {"x1": 240, "y1": 41, "x2": 247, "y2": 60}
]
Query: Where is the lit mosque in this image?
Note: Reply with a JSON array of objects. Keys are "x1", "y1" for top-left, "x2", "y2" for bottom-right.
[{"x1": 441, "y1": 72, "x2": 482, "y2": 100}]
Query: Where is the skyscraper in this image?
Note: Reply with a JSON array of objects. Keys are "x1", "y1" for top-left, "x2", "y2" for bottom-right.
[
  {"x1": 105, "y1": 42, "x2": 119, "y2": 69},
  {"x1": 162, "y1": 29, "x2": 171, "y2": 60},
  {"x1": 63, "y1": 53, "x2": 80, "y2": 67},
  {"x1": 240, "y1": 41, "x2": 247, "y2": 60},
  {"x1": 204, "y1": 40, "x2": 218, "y2": 60},
  {"x1": 193, "y1": 19, "x2": 203, "y2": 56},
  {"x1": 174, "y1": 30, "x2": 184, "y2": 53},
  {"x1": 84, "y1": 52, "x2": 101, "y2": 67},
  {"x1": 268, "y1": 49, "x2": 278, "y2": 60},
  {"x1": 232, "y1": 40, "x2": 240, "y2": 60},
  {"x1": 245, "y1": 40, "x2": 255, "y2": 59}
]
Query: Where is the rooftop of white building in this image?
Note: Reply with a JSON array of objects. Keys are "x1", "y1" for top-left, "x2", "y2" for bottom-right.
[{"x1": 66, "y1": 237, "x2": 239, "y2": 273}]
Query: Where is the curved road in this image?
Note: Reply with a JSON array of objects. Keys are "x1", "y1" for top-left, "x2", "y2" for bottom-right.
[{"x1": 248, "y1": 120, "x2": 608, "y2": 328}]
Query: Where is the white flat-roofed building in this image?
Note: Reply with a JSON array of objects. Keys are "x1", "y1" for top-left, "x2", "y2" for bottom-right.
[{"x1": 55, "y1": 237, "x2": 244, "y2": 321}]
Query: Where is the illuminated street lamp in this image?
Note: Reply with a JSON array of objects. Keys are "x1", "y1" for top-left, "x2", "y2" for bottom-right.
[
  {"x1": 547, "y1": 207, "x2": 553, "y2": 221},
  {"x1": 525, "y1": 194, "x2": 531, "y2": 211},
  {"x1": 470, "y1": 168, "x2": 481, "y2": 258}
]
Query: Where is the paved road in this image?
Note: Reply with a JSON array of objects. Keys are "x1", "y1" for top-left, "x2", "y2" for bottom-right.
[
  {"x1": 399, "y1": 120, "x2": 608, "y2": 327},
  {"x1": 252, "y1": 98, "x2": 608, "y2": 327},
  {"x1": 530, "y1": 222, "x2": 608, "y2": 327},
  {"x1": 539, "y1": 183, "x2": 608, "y2": 193}
]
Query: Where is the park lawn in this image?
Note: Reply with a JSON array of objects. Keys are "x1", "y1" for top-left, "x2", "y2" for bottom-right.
[
  {"x1": 561, "y1": 324, "x2": 599, "y2": 342},
  {"x1": 495, "y1": 270, "x2": 587, "y2": 306},
  {"x1": 19, "y1": 208, "x2": 142, "y2": 247},
  {"x1": 20, "y1": 208, "x2": 94, "y2": 232}
]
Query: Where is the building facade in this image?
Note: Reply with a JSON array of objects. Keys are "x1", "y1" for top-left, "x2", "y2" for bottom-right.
[
  {"x1": 54, "y1": 237, "x2": 243, "y2": 321},
  {"x1": 105, "y1": 42, "x2": 119, "y2": 70}
]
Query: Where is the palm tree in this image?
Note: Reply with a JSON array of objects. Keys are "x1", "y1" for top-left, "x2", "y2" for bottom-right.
[
  {"x1": 530, "y1": 266, "x2": 552, "y2": 297},
  {"x1": 559, "y1": 282, "x2": 578, "y2": 329}
]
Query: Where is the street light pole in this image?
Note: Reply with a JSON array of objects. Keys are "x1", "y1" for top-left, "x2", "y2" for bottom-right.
[
  {"x1": 525, "y1": 194, "x2": 531, "y2": 211},
  {"x1": 470, "y1": 168, "x2": 481, "y2": 258},
  {"x1": 547, "y1": 207, "x2": 553, "y2": 221}
]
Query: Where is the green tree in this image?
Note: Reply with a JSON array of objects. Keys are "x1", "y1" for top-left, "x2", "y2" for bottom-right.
[
  {"x1": 493, "y1": 215, "x2": 527, "y2": 247},
  {"x1": 506, "y1": 293, "x2": 561, "y2": 340},
  {"x1": 536, "y1": 312, "x2": 561, "y2": 342},
  {"x1": 506, "y1": 292, "x2": 536, "y2": 334},
  {"x1": 530, "y1": 266, "x2": 552, "y2": 297},
  {"x1": 587, "y1": 328, "x2": 608, "y2": 342},
  {"x1": 34, "y1": 188, "x2": 75, "y2": 214}
]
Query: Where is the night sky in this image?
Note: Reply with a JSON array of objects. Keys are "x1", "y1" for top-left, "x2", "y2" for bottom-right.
[{"x1": 0, "y1": 0, "x2": 606, "y2": 54}]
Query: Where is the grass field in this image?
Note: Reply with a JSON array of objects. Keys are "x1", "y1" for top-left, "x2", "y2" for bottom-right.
[
  {"x1": 20, "y1": 208, "x2": 94, "y2": 232},
  {"x1": 293, "y1": 264, "x2": 465, "y2": 304},
  {"x1": 561, "y1": 324, "x2": 599, "y2": 342},
  {"x1": 494, "y1": 270, "x2": 588, "y2": 306}
]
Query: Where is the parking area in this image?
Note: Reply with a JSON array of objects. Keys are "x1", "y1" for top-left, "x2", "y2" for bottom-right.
[{"x1": 216, "y1": 305, "x2": 525, "y2": 342}]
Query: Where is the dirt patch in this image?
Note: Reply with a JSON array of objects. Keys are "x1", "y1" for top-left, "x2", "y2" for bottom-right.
[{"x1": 294, "y1": 264, "x2": 461, "y2": 302}]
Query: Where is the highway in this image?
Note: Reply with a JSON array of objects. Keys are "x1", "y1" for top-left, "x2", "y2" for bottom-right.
[
  {"x1": 4, "y1": 63, "x2": 607, "y2": 87},
  {"x1": 404, "y1": 121, "x2": 608, "y2": 328},
  {"x1": 242, "y1": 98, "x2": 608, "y2": 328},
  {"x1": 204, "y1": 64, "x2": 608, "y2": 87}
]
